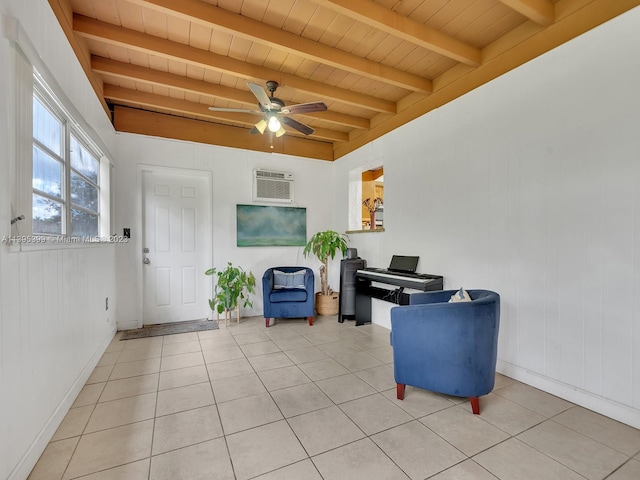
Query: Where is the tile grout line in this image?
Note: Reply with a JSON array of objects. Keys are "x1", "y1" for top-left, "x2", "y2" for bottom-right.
[{"x1": 199, "y1": 326, "x2": 239, "y2": 480}]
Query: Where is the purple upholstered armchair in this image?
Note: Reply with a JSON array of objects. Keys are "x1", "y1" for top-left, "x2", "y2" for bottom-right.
[
  {"x1": 262, "y1": 267, "x2": 315, "y2": 327},
  {"x1": 390, "y1": 289, "x2": 500, "y2": 414}
]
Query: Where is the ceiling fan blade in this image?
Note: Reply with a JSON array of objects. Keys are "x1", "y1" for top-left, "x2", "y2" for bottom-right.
[
  {"x1": 281, "y1": 101, "x2": 327, "y2": 115},
  {"x1": 281, "y1": 116, "x2": 315, "y2": 135},
  {"x1": 208, "y1": 106, "x2": 261, "y2": 114},
  {"x1": 247, "y1": 82, "x2": 272, "y2": 109}
]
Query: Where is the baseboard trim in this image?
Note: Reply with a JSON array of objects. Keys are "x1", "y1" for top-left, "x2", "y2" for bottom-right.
[
  {"x1": 117, "y1": 319, "x2": 138, "y2": 331},
  {"x1": 8, "y1": 325, "x2": 117, "y2": 480},
  {"x1": 497, "y1": 360, "x2": 640, "y2": 429}
]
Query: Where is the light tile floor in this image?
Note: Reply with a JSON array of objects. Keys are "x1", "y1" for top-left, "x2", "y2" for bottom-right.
[{"x1": 29, "y1": 315, "x2": 640, "y2": 480}]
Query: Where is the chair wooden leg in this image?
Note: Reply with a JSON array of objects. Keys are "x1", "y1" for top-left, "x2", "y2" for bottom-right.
[
  {"x1": 265, "y1": 317, "x2": 271, "y2": 327},
  {"x1": 470, "y1": 396, "x2": 480, "y2": 414},
  {"x1": 396, "y1": 383, "x2": 405, "y2": 400},
  {"x1": 307, "y1": 316, "x2": 313, "y2": 326}
]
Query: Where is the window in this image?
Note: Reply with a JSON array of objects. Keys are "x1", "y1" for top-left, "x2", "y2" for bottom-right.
[
  {"x1": 348, "y1": 165, "x2": 384, "y2": 232},
  {"x1": 6, "y1": 19, "x2": 112, "y2": 247},
  {"x1": 69, "y1": 135, "x2": 100, "y2": 236},
  {"x1": 31, "y1": 76, "x2": 105, "y2": 238},
  {"x1": 361, "y1": 167, "x2": 383, "y2": 229}
]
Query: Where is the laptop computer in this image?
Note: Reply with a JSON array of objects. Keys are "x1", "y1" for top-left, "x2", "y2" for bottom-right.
[
  {"x1": 387, "y1": 255, "x2": 419, "y2": 274},
  {"x1": 362, "y1": 255, "x2": 420, "y2": 275}
]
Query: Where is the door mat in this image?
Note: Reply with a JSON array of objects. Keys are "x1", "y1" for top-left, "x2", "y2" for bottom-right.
[{"x1": 120, "y1": 319, "x2": 218, "y2": 340}]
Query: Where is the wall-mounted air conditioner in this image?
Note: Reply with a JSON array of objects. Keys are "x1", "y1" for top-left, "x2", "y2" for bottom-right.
[{"x1": 253, "y1": 169, "x2": 294, "y2": 203}]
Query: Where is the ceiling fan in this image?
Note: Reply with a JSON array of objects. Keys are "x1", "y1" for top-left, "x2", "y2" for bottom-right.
[{"x1": 208, "y1": 81, "x2": 327, "y2": 137}]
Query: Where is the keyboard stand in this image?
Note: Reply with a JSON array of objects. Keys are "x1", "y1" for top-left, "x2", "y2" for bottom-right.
[{"x1": 354, "y1": 272, "x2": 443, "y2": 326}]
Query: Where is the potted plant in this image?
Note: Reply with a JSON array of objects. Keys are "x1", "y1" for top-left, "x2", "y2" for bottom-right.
[
  {"x1": 303, "y1": 230, "x2": 348, "y2": 315},
  {"x1": 205, "y1": 262, "x2": 256, "y2": 326}
]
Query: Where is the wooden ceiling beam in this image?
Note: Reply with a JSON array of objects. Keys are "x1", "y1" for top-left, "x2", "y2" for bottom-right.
[
  {"x1": 73, "y1": 15, "x2": 396, "y2": 114},
  {"x1": 92, "y1": 56, "x2": 257, "y2": 104},
  {"x1": 91, "y1": 56, "x2": 370, "y2": 129},
  {"x1": 47, "y1": 0, "x2": 109, "y2": 115},
  {"x1": 309, "y1": 0, "x2": 482, "y2": 66},
  {"x1": 104, "y1": 84, "x2": 258, "y2": 124},
  {"x1": 113, "y1": 106, "x2": 335, "y2": 161},
  {"x1": 103, "y1": 84, "x2": 350, "y2": 142},
  {"x1": 128, "y1": 0, "x2": 432, "y2": 93},
  {"x1": 499, "y1": 0, "x2": 555, "y2": 26},
  {"x1": 335, "y1": 0, "x2": 640, "y2": 159}
]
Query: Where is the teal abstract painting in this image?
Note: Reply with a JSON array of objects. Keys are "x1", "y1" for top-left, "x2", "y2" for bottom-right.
[{"x1": 236, "y1": 204, "x2": 307, "y2": 247}]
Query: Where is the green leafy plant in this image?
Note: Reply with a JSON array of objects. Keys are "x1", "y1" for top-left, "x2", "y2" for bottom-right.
[
  {"x1": 303, "y1": 230, "x2": 348, "y2": 295},
  {"x1": 205, "y1": 262, "x2": 256, "y2": 314}
]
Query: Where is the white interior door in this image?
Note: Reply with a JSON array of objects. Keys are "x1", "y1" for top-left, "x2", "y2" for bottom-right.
[{"x1": 142, "y1": 171, "x2": 211, "y2": 325}]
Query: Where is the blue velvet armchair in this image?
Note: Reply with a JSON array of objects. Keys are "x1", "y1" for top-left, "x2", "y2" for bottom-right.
[
  {"x1": 390, "y1": 289, "x2": 500, "y2": 414},
  {"x1": 262, "y1": 267, "x2": 315, "y2": 327}
]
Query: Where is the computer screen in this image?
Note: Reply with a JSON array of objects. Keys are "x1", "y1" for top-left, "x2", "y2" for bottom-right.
[{"x1": 388, "y1": 255, "x2": 419, "y2": 273}]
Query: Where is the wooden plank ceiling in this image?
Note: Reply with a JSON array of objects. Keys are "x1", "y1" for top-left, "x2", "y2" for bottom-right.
[{"x1": 49, "y1": 0, "x2": 640, "y2": 161}]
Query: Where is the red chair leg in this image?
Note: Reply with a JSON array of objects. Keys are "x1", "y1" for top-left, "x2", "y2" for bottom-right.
[
  {"x1": 470, "y1": 396, "x2": 480, "y2": 414},
  {"x1": 307, "y1": 316, "x2": 313, "y2": 326},
  {"x1": 396, "y1": 383, "x2": 405, "y2": 400},
  {"x1": 265, "y1": 317, "x2": 271, "y2": 327}
]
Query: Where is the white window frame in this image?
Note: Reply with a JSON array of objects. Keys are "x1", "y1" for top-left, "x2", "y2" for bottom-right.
[
  {"x1": 5, "y1": 16, "x2": 114, "y2": 249},
  {"x1": 32, "y1": 77, "x2": 104, "y2": 238},
  {"x1": 30, "y1": 73, "x2": 107, "y2": 240},
  {"x1": 31, "y1": 83, "x2": 68, "y2": 236},
  {"x1": 348, "y1": 163, "x2": 384, "y2": 232}
]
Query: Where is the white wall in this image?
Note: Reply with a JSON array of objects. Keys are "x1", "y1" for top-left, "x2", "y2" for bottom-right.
[
  {"x1": 333, "y1": 7, "x2": 640, "y2": 428},
  {"x1": 0, "y1": 1, "x2": 119, "y2": 478},
  {"x1": 113, "y1": 134, "x2": 335, "y2": 330}
]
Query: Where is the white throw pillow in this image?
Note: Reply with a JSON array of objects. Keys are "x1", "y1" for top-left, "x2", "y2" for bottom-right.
[
  {"x1": 273, "y1": 269, "x2": 307, "y2": 289},
  {"x1": 449, "y1": 287, "x2": 472, "y2": 303}
]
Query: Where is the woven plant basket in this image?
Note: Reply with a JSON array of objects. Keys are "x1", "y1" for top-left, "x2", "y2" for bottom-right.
[{"x1": 316, "y1": 292, "x2": 339, "y2": 316}]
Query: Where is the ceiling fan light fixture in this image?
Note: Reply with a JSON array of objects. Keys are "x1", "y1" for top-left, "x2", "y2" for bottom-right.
[
  {"x1": 254, "y1": 119, "x2": 267, "y2": 134},
  {"x1": 267, "y1": 115, "x2": 281, "y2": 133},
  {"x1": 275, "y1": 126, "x2": 286, "y2": 137}
]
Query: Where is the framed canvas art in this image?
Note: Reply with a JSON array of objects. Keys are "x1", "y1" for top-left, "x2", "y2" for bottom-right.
[{"x1": 236, "y1": 204, "x2": 307, "y2": 247}]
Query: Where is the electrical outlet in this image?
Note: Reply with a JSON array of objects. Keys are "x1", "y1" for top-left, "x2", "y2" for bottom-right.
[{"x1": 106, "y1": 297, "x2": 109, "y2": 311}]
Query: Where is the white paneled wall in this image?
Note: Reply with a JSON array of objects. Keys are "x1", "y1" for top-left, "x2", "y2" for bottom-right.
[
  {"x1": 0, "y1": 246, "x2": 117, "y2": 479},
  {"x1": 0, "y1": 1, "x2": 118, "y2": 478},
  {"x1": 333, "y1": 7, "x2": 640, "y2": 427}
]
